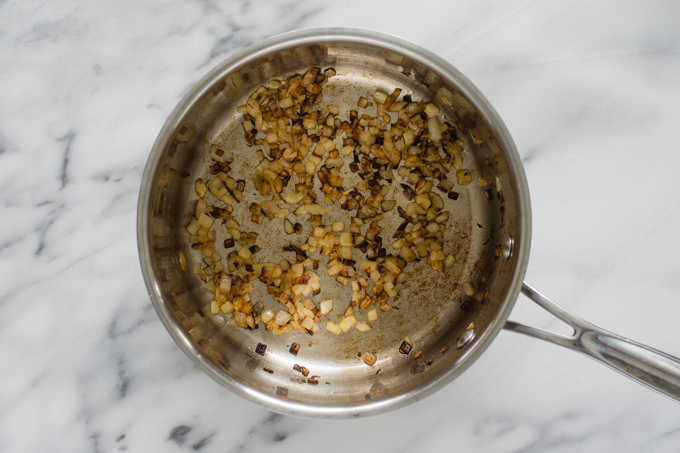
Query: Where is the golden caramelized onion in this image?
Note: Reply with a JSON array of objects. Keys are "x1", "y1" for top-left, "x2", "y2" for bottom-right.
[{"x1": 182, "y1": 67, "x2": 474, "y2": 337}]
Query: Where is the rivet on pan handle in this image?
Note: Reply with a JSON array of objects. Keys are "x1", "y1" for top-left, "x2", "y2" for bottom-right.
[{"x1": 504, "y1": 282, "x2": 680, "y2": 402}]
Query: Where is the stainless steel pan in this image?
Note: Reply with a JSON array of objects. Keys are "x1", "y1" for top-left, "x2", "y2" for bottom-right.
[{"x1": 137, "y1": 28, "x2": 680, "y2": 418}]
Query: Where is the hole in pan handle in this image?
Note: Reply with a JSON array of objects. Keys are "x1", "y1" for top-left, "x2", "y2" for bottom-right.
[{"x1": 504, "y1": 282, "x2": 680, "y2": 402}]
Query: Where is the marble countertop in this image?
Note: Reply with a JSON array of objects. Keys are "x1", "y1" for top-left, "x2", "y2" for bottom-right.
[{"x1": 2, "y1": 0, "x2": 680, "y2": 451}]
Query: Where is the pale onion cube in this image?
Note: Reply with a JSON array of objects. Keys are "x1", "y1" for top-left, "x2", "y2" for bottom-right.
[
  {"x1": 355, "y1": 322, "x2": 371, "y2": 332},
  {"x1": 319, "y1": 299, "x2": 333, "y2": 315},
  {"x1": 424, "y1": 103, "x2": 440, "y2": 118},
  {"x1": 339, "y1": 316, "x2": 356, "y2": 332},
  {"x1": 195, "y1": 179, "x2": 208, "y2": 198},
  {"x1": 238, "y1": 247, "x2": 252, "y2": 260},
  {"x1": 261, "y1": 309, "x2": 275, "y2": 323},
  {"x1": 427, "y1": 117, "x2": 442, "y2": 142},
  {"x1": 339, "y1": 232, "x2": 353, "y2": 246},
  {"x1": 187, "y1": 218, "x2": 200, "y2": 235},
  {"x1": 274, "y1": 310, "x2": 292, "y2": 326},
  {"x1": 301, "y1": 317, "x2": 314, "y2": 330},
  {"x1": 197, "y1": 213, "x2": 214, "y2": 229},
  {"x1": 367, "y1": 309, "x2": 378, "y2": 322},
  {"x1": 220, "y1": 275, "x2": 232, "y2": 293},
  {"x1": 227, "y1": 228, "x2": 240, "y2": 241},
  {"x1": 326, "y1": 321, "x2": 341, "y2": 335},
  {"x1": 285, "y1": 191, "x2": 305, "y2": 204},
  {"x1": 373, "y1": 90, "x2": 388, "y2": 104}
]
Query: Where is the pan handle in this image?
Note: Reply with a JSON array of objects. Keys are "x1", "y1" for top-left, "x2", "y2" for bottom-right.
[{"x1": 504, "y1": 281, "x2": 680, "y2": 402}]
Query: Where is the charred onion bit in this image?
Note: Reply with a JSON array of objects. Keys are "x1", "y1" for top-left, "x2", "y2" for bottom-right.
[
  {"x1": 289, "y1": 342, "x2": 300, "y2": 355},
  {"x1": 399, "y1": 339, "x2": 413, "y2": 355},
  {"x1": 276, "y1": 387, "x2": 288, "y2": 397},
  {"x1": 263, "y1": 367, "x2": 274, "y2": 374},
  {"x1": 255, "y1": 342, "x2": 267, "y2": 356},
  {"x1": 293, "y1": 364, "x2": 310, "y2": 377}
]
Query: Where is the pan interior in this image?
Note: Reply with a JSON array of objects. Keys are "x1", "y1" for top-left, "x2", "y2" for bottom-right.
[{"x1": 143, "y1": 35, "x2": 524, "y2": 410}]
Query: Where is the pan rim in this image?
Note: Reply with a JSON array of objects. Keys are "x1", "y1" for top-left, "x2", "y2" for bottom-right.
[{"x1": 137, "y1": 27, "x2": 532, "y2": 418}]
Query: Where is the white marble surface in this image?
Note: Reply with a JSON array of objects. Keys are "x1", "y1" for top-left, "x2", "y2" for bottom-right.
[{"x1": 2, "y1": 0, "x2": 680, "y2": 451}]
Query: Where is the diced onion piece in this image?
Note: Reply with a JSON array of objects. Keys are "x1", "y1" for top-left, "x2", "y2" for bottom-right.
[
  {"x1": 198, "y1": 213, "x2": 214, "y2": 229},
  {"x1": 438, "y1": 178, "x2": 454, "y2": 192},
  {"x1": 319, "y1": 299, "x2": 333, "y2": 315},
  {"x1": 274, "y1": 310, "x2": 292, "y2": 326},
  {"x1": 426, "y1": 222, "x2": 439, "y2": 233},
  {"x1": 339, "y1": 232, "x2": 353, "y2": 246},
  {"x1": 457, "y1": 170, "x2": 472, "y2": 185},
  {"x1": 238, "y1": 247, "x2": 252, "y2": 260},
  {"x1": 326, "y1": 321, "x2": 341, "y2": 335},
  {"x1": 424, "y1": 103, "x2": 440, "y2": 118},
  {"x1": 355, "y1": 322, "x2": 371, "y2": 332},
  {"x1": 279, "y1": 97, "x2": 293, "y2": 109},
  {"x1": 210, "y1": 144, "x2": 232, "y2": 163},
  {"x1": 177, "y1": 250, "x2": 187, "y2": 271},
  {"x1": 338, "y1": 246, "x2": 352, "y2": 260},
  {"x1": 261, "y1": 309, "x2": 275, "y2": 323},
  {"x1": 361, "y1": 260, "x2": 378, "y2": 272},
  {"x1": 285, "y1": 191, "x2": 305, "y2": 205},
  {"x1": 186, "y1": 218, "x2": 199, "y2": 235},
  {"x1": 373, "y1": 90, "x2": 388, "y2": 104},
  {"x1": 291, "y1": 263, "x2": 304, "y2": 278},
  {"x1": 195, "y1": 179, "x2": 207, "y2": 198},
  {"x1": 381, "y1": 200, "x2": 396, "y2": 212},
  {"x1": 227, "y1": 228, "x2": 240, "y2": 241},
  {"x1": 332, "y1": 222, "x2": 345, "y2": 232},
  {"x1": 403, "y1": 129, "x2": 415, "y2": 146},
  {"x1": 284, "y1": 219, "x2": 294, "y2": 234},
  {"x1": 338, "y1": 316, "x2": 356, "y2": 332},
  {"x1": 327, "y1": 261, "x2": 344, "y2": 276},
  {"x1": 295, "y1": 203, "x2": 328, "y2": 216},
  {"x1": 435, "y1": 211, "x2": 450, "y2": 223},
  {"x1": 301, "y1": 317, "x2": 314, "y2": 330},
  {"x1": 427, "y1": 117, "x2": 442, "y2": 142},
  {"x1": 363, "y1": 353, "x2": 376, "y2": 366},
  {"x1": 233, "y1": 312, "x2": 247, "y2": 328},
  {"x1": 220, "y1": 275, "x2": 232, "y2": 293},
  {"x1": 367, "y1": 309, "x2": 378, "y2": 322},
  {"x1": 415, "y1": 193, "x2": 431, "y2": 210}
]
